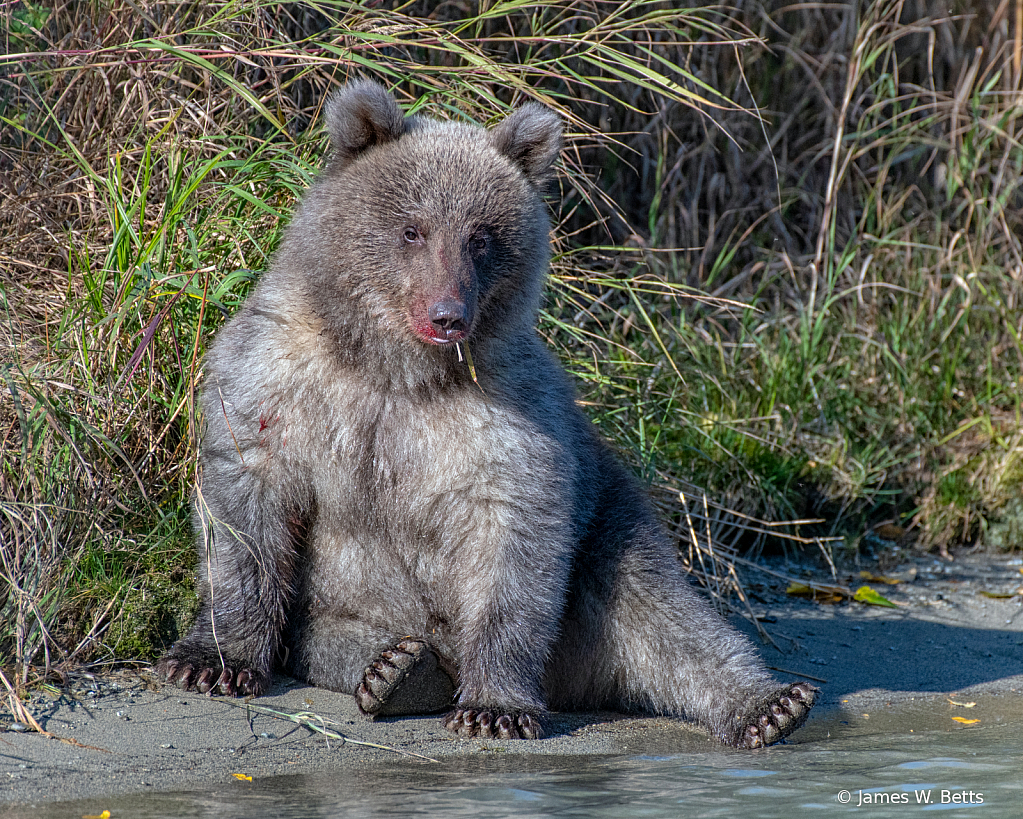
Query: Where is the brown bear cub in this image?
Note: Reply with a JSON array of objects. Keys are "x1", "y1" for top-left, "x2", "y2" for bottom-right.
[{"x1": 156, "y1": 81, "x2": 817, "y2": 747}]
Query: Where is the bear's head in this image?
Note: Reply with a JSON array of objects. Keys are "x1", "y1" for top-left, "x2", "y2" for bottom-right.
[{"x1": 285, "y1": 81, "x2": 562, "y2": 356}]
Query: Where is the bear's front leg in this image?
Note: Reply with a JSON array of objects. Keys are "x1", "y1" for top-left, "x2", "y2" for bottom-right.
[
  {"x1": 156, "y1": 387, "x2": 307, "y2": 697},
  {"x1": 443, "y1": 584, "x2": 555, "y2": 740},
  {"x1": 440, "y1": 507, "x2": 575, "y2": 740},
  {"x1": 155, "y1": 479, "x2": 300, "y2": 697},
  {"x1": 442, "y1": 584, "x2": 555, "y2": 740}
]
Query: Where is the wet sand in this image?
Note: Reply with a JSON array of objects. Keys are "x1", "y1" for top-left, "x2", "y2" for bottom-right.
[{"x1": 3, "y1": 551, "x2": 1022, "y2": 808}]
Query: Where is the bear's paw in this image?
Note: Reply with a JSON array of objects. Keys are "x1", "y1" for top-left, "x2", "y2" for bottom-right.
[
  {"x1": 736, "y1": 682, "x2": 818, "y2": 748},
  {"x1": 356, "y1": 638, "x2": 455, "y2": 717},
  {"x1": 443, "y1": 707, "x2": 544, "y2": 740}
]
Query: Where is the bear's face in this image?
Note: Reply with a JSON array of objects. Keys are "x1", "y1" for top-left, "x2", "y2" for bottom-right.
[
  {"x1": 341, "y1": 126, "x2": 547, "y2": 347},
  {"x1": 296, "y1": 82, "x2": 562, "y2": 351}
]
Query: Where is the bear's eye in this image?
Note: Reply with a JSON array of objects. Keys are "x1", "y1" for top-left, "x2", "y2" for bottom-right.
[
  {"x1": 470, "y1": 234, "x2": 488, "y2": 252},
  {"x1": 403, "y1": 227, "x2": 422, "y2": 243}
]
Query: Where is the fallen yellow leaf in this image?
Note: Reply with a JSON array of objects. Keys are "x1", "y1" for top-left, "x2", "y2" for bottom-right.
[
  {"x1": 853, "y1": 585, "x2": 898, "y2": 608},
  {"x1": 951, "y1": 717, "x2": 980, "y2": 725},
  {"x1": 232, "y1": 773, "x2": 253, "y2": 781},
  {"x1": 82, "y1": 812, "x2": 110, "y2": 819},
  {"x1": 978, "y1": 590, "x2": 1017, "y2": 599}
]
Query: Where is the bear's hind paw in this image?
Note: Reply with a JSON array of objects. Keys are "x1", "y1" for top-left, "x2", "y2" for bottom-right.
[
  {"x1": 736, "y1": 682, "x2": 818, "y2": 748},
  {"x1": 356, "y1": 639, "x2": 455, "y2": 717}
]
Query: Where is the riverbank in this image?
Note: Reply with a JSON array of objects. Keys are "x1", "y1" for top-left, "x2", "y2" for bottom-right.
[{"x1": 3, "y1": 550, "x2": 1022, "y2": 809}]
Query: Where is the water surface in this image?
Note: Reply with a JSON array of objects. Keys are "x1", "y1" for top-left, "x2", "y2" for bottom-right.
[{"x1": 27, "y1": 706, "x2": 1018, "y2": 819}]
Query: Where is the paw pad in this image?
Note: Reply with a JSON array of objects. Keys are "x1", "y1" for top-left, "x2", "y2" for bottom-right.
[
  {"x1": 738, "y1": 682, "x2": 817, "y2": 748},
  {"x1": 355, "y1": 639, "x2": 455, "y2": 717}
]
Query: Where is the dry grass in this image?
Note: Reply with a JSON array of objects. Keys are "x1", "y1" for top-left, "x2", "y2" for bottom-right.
[{"x1": 1, "y1": 0, "x2": 1021, "y2": 683}]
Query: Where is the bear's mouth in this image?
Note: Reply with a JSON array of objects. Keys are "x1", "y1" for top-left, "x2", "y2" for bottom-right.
[
  {"x1": 414, "y1": 326, "x2": 466, "y2": 345},
  {"x1": 412, "y1": 327, "x2": 468, "y2": 345}
]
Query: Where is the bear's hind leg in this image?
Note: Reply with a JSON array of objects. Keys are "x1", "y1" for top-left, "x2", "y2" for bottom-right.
[{"x1": 548, "y1": 524, "x2": 816, "y2": 747}]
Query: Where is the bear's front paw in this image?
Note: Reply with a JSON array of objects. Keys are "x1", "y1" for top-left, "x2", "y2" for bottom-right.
[
  {"x1": 736, "y1": 682, "x2": 818, "y2": 748},
  {"x1": 155, "y1": 656, "x2": 270, "y2": 697},
  {"x1": 443, "y1": 707, "x2": 544, "y2": 740}
]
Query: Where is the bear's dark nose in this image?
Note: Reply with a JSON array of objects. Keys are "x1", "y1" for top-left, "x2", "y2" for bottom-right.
[{"x1": 429, "y1": 298, "x2": 468, "y2": 338}]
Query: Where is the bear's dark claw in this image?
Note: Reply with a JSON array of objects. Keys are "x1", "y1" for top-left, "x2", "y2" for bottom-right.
[
  {"x1": 154, "y1": 656, "x2": 268, "y2": 698},
  {"x1": 443, "y1": 707, "x2": 544, "y2": 739}
]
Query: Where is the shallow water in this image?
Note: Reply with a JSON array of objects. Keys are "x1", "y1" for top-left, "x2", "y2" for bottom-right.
[{"x1": 30, "y1": 708, "x2": 1020, "y2": 819}]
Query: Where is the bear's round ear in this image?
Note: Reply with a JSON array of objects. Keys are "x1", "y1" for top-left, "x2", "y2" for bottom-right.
[
  {"x1": 489, "y1": 103, "x2": 563, "y2": 189},
  {"x1": 324, "y1": 81, "x2": 410, "y2": 165}
]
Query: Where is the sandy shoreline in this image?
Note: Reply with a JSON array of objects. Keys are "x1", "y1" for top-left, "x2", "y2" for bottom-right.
[{"x1": 3, "y1": 551, "x2": 1022, "y2": 808}]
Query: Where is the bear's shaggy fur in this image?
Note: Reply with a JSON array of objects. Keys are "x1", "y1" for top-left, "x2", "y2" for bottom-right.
[{"x1": 156, "y1": 81, "x2": 816, "y2": 747}]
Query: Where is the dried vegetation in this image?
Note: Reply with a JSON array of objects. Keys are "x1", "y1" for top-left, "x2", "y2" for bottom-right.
[{"x1": 1, "y1": 0, "x2": 1021, "y2": 682}]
